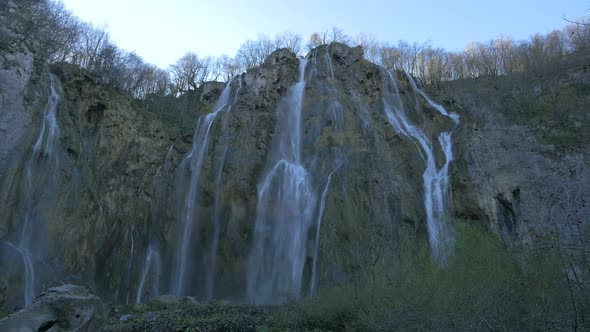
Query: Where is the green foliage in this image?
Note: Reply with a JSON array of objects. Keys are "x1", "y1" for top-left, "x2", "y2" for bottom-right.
[
  {"x1": 102, "y1": 222, "x2": 586, "y2": 331},
  {"x1": 298, "y1": 287, "x2": 363, "y2": 331},
  {"x1": 275, "y1": 220, "x2": 586, "y2": 331},
  {"x1": 118, "y1": 303, "x2": 269, "y2": 331}
]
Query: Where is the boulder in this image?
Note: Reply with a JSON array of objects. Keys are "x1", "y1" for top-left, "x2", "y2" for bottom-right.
[
  {"x1": 328, "y1": 42, "x2": 364, "y2": 66},
  {"x1": 200, "y1": 81, "x2": 226, "y2": 104},
  {"x1": 263, "y1": 48, "x2": 297, "y2": 66},
  {"x1": 0, "y1": 285, "x2": 105, "y2": 331}
]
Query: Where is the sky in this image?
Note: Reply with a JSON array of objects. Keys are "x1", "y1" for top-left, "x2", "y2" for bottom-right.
[{"x1": 60, "y1": 0, "x2": 589, "y2": 68}]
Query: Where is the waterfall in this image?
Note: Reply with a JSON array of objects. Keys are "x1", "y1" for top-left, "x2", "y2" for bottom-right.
[
  {"x1": 172, "y1": 79, "x2": 234, "y2": 296},
  {"x1": 134, "y1": 144, "x2": 174, "y2": 303},
  {"x1": 4, "y1": 75, "x2": 63, "y2": 306},
  {"x1": 125, "y1": 224, "x2": 135, "y2": 304},
  {"x1": 310, "y1": 46, "x2": 343, "y2": 127},
  {"x1": 324, "y1": 45, "x2": 344, "y2": 126},
  {"x1": 406, "y1": 74, "x2": 460, "y2": 124},
  {"x1": 2, "y1": 242, "x2": 35, "y2": 306},
  {"x1": 247, "y1": 59, "x2": 319, "y2": 304},
  {"x1": 31, "y1": 76, "x2": 61, "y2": 161},
  {"x1": 203, "y1": 79, "x2": 242, "y2": 302},
  {"x1": 135, "y1": 245, "x2": 161, "y2": 304},
  {"x1": 309, "y1": 164, "x2": 340, "y2": 296},
  {"x1": 382, "y1": 70, "x2": 458, "y2": 262},
  {"x1": 20, "y1": 75, "x2": 61, "y2": 247}
]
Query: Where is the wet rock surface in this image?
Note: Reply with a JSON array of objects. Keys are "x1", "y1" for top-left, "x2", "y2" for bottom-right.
[
  {"x1": 0, "y1": 285, "x2": 105, "y2": 331},
  {"x1": 433, "y1": 61, "x2": 590, "y2": 248},
  {"x1": 0, "y1": 7, "x2": 588, "y2": 311}
]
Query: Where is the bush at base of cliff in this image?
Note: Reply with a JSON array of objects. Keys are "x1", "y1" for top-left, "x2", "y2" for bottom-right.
[{"x1": 280, "y1": 221, "x2": 588, "y2": 331}]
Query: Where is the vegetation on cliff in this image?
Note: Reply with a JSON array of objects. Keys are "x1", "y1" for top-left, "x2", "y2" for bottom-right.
[
  {"x1": 1, "y1": 1, "x2": 588, "y2": 331},
  {"x1": 15, "y1": 0, "x2": 590, "y2": 97},
  {"x1": 101, "y1": 221, "x2": 587, "y2": 331}
]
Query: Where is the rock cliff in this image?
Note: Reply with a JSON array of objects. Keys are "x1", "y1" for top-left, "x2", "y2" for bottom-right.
[{"x1": 0, "y1": 3, "x2": 588, "y2": 313}]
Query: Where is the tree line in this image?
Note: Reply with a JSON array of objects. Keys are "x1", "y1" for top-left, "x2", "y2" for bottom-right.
[
  {"x1": 30, "y1": 0, "x2": 590, "y2": 98},
  {"x1": 312, "y1": 24, "x2": 590, "y2": 85}
]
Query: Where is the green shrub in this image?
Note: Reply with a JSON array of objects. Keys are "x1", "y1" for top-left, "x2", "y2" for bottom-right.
[{"x1": 290, "y1": 220, "x2": 586, "y2": 331}]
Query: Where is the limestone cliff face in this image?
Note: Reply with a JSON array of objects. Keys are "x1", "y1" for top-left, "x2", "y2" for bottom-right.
[
  {"x1": 1, "y1": 16, "x2": 588, "y2": 309},
  {"x1": 433, "y1": 57, "x2": 590, "y2": 249},
  {"x1": 183, "y1": 45, "x2": 435, "y2": 299},
  {"x1": 0, "y1": 44, "x2": 440, "y2": 306},
  {"x1": 0, "y1": 1, "x2": 52, "y2": 236}
]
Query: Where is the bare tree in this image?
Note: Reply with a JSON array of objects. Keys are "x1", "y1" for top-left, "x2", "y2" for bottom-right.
[
  {"x1": 379, "y1": 44, "x2": 402, "y2": 71},
  {"x1": 328, "y1": 26, "x2": 351, "y2": 45},
  {"x1": 31, "y1": 0, "x2": 81, "y2": 62},
  {"x1": 307, "y1": 32, "x2": 328, "y2": 51},
  {"x1": 306, "y1": 26, "x2": 351, "y2": 51},
  {"x1": 416, "y1": 46, "x2": 449, "y2": 85},
  {"x1": 169, "y1": 52, "x2": 212, "y2": 93},
  {"x1": 397, "y1": 40, "x2": 426, "y2": 74},
  {"x1": 447, "y1": 52, "x2": 467, "y2": 80},
  {"x1": 75, "y1": 22, "x2": 112, "y2": 71},
  {"x1": 354, "y1": 33, "x2": 380, "y2": 63},
  {"x1": 464, "y1": 41, "x2": 500, "y2": 77},
  {"x1": 564, "y1": 22, "x2": 590, "y2": 51},
  {"x1": 495, "y1": 36, "x2": 517, "y2": 74},
  {"x1": 562, "y1": 10, "x2": 590, "y2": 27},
  {"x1": 275, "y1": 31, "x2": 303, "y2": 55},
  {"x1": 216, "y1": 55, "x2": 242, "y2": 82},
  {"x1": 235, "y1": 34, "x2": 280, "y2": 69}
]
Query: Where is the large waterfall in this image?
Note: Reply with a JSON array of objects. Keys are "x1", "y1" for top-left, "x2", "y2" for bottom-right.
[
  {"x1": 0, "y1": 45, "x2": 461, "y2": 310},
  {"x1": 382, "y1": 70, "x2": 458, "y2": 262},
  {"x1": 246, "y1": 59, "x2": 319, "y2": 304},
  {"x1": 202, "y1": 79, "x2": 243, "y2": 303},
  {"x1": 171, "y1": 79, "x2": 237, "y2": 297},
  {"x1": 1, "y1": 75, "x2": 62, "y2": 306}
]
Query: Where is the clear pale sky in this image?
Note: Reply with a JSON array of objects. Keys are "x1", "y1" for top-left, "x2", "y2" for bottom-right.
[{"x1": 60, "y1": 0, "x2": 589, "y2": 68}]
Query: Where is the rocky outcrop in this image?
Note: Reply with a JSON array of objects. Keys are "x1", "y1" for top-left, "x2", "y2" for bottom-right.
[
  {"x1": 434, "y1": 60, "x2": 590, "y2": 249},
  {"x1": 0, "y1": 1, "x2": 52, "y2": 237},
  {"x1": 0, "y1": 285, "x2": 105, "y2": 331},
  {"x1": 165, "y1": 44, "x2": 457, "y2": 299},
  {"x1": 0, "y1": 54, "x2": 214, "y2": 308},
  {"x1": 0, "y1": 6, "x2": 588, "y2": 311},
  {"x1": 2, "y1": 43, "x2": 440, "y2": 305}
]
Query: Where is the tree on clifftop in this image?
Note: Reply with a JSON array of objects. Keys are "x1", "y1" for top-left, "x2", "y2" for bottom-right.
[{"x1": 170, "y1": 52, "x2": 212, "y2": 93}]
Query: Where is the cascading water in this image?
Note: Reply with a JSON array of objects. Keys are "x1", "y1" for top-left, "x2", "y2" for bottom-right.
[
  {"x1": 3, "y1": 75, "x2": 63, "y2": 306},
  {"x1": 324, "y1": 46, "x2": 344, "y2": 126},
  {"x1": 171, "y1": 79, "x2": 235, "y2": 296},
  {"x1": 310, "y1": 46, "x2": 343, "y2": 127},
  {"x1": 1, "y1": 241, "x2": 35, "y2": 306},
  {"x1": 31, "y1": 76, "x2": 62, "y2": 164},
  {"x1": 382, "y1": 70, "x2": 458, "y2": 262},
  {"x1": 135, "y1": 245, "x2": 161, "y2": 304},
  {"x1": 0, "y1": 46, "x2": 469, "y2": 311},
  {"x1": 125, "y1": 224, "x2": 135, "y2": 304},
  {"x1": 203, "y1": 79, "x2": 242, "y2": 302},
  {"x1": 21, "y1": 75, "x2": 62, "y2": 246},
  {"x1": 309, "y1": 164, "x2": 340, "y2": 296},
  {"x1": 406, "y1": 74, "x2": 460, "y2": 124},
  {"x1": 246, "y1": 59, "x2": 319, "y2": 304},
  {"x1": 134, "y1": 144, "x2": 174, "y2": 303}
]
